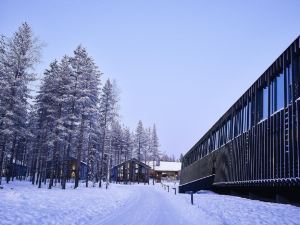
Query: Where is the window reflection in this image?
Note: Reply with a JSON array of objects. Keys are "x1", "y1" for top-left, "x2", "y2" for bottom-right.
[
  {"x1": 270, "y1": 72, "x2": 284, "y2": 114},
  {"x1": 263, "y1": 86, "x2": 268, "y2": 119},
  {"x1": 286, "y1": 63, "x2": 293, "y2": 105}
]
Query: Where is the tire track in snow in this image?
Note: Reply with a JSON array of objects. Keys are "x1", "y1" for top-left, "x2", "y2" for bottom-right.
[{"x1": 93, "y1": 185, "x2": 191, "y2": 225}]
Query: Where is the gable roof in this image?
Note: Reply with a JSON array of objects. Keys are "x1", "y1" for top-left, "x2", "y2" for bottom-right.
[{"x1": 112, "y1": 158, "x2": 151, "y2": 169}]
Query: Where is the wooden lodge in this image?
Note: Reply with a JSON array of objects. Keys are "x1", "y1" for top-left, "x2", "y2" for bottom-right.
[
  {"x1": 148, "y1": 161, "x2": 181, "y2": 182},
  {"x1": 46, "y1": 156, "x2": 88, "y2": 180},
  {"x1": 111, "y1": 158, "x2": 150, "y2": 184}
]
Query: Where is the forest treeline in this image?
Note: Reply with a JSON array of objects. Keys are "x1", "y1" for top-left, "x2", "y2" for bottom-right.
[{"x1": 0, "y1": 23, "x2": 171, "y2": 189}]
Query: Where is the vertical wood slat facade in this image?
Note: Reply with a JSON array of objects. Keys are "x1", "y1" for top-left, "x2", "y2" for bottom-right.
[
  {"x1": 179, "y1": 36, "x2": 300, "y2": 194},
  {"x1": 111, "y1": 158, "x2": 150, "y2": 184}
]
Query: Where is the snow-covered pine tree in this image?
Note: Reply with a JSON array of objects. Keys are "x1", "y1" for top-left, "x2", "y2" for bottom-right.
[
  {"x1": 59, "y1": 55, "x2": 78, "y2": 189},
  {"x1": 85, "y1": 116, "x2": 100, "y2": 187},
  {"x1": 32, "y1": 46, "x2": 101, "y2": 189},
  {"x1": 98, "y1": 79, "x2": 118, "y2": 188},
  {"x1": 151, "y1": 124, "x2": 160, "y2": 162},
  {"x1": 150, "y1": 124, "x2": 160, "y2": 184},
  {"x1": 122, "y1": 127, "x2": 133, "y2": 162},
  {"x1": 34, "y1": 58, "x2": 74, "y2": 189},
  {"x1": 0, "y1": 23, "x2": 41, "y2": 184},
  {"x1": 30, "y1": 55, "x2": 72, "y2": 189},
  {"x1": 144, "y1": 127, "x2": 152, "y2": 164},
  {"x1": 134, "y1": 120, "x2": 147, "y2": 162},
  {"x1": 0, "y1": 36, "x2": 8, "y2": 185},
  {"x1": 110, "y1": 121, "x2": 123, "y2": 166},
  {"x1": 34, "y1": 60, "x2": 61, "y2": 188},
  {"x1": 70, "y1": 45, "x2": 101, "y2": 189},
  {"x1": 179, "y1": 153, "x2": 184, "y2": 162}
]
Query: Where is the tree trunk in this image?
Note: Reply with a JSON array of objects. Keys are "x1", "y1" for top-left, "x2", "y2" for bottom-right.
[
  {"x1": 50, "y1": 105, "x2": 62, "y2": 189},
  {"x1": 36, "y1": 149, "x2": 42, "y2": 186},
  {"x1": 0, "y1": 141, "x2": 5, "y2": 186},
  {"x1": 106, "y1": 154, "x2": 110, "y2": 189},
  {"x1": 43, "y1": 162, "x2": 47, "y2": 185},
  {"x1": 74, "y1": 117, "x2": 84, "y2": 189},
  {"x1": 61, "y1": 143, "x2": 68, "y2": 189},
  {"x1": 38, "y1": 157, "x2": 43, "y2": 188},
  {"x1": 96, "y1": 160, "x2": 99, "y2": 183},
  {"x1": 49, "y1": 138, "x2": 59, "y2": 189},
  {"x1": 7, "y1": 136, "x2": 17, "y2": 183},
  {"x1": 99, "y1": 129, "x2": 105, "y2": 188},
  {"x1": 62, "y1": 110, "x2": 74, "y2": 189},
  {"x1": 49, "y1": 157, "x2": 54, "y2": 189},
  {"x1": 85, "y1": 165, "x2": 89, "y2": 188},
  {"x1": 85, "y1": 132, "x2": 92, "y2": 188},
  {"x1": 31, "y1": 158, "x2": 37, "y2": 185}
]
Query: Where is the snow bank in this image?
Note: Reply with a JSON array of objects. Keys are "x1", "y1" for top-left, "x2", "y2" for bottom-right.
[
  {"x1": 157, "y1": 183, "x2": 300, "y2": 225},
  {"x1": 0, "y1": 181, "x2": 135, "y2": 225}
]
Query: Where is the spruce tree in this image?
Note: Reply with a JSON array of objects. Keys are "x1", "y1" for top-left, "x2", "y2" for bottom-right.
[
  {"x1": 134, "y1": 121, "x2": 147, "y2": 162},
  {"x1": 0, "y1": 23, "x2": 41, "y2": 184},
  {"x1": 70, "y1": 45, "x2": 101, "y2": 188},
  {"x1": 98, "y1": 79, "x2": 118, "y2": 187}
]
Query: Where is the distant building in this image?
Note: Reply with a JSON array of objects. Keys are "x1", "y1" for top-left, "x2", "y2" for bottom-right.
[
  {"x1": 46, "y1": 156, "x2": 88, "y2": 180},
  {"x1": 2, "y1": 160, "x2": 27, "y2": 180},
  {"x1": 148, "y1": 161, "x2": 181, "y2": 182},
  {"x1": 111, "y1": 158, "x2": 150, "y2": 184}
]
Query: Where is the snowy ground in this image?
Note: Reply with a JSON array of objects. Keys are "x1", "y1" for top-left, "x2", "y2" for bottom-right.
[{"x1": 0, "y1": 181, "x2": 300, "y2": 225}]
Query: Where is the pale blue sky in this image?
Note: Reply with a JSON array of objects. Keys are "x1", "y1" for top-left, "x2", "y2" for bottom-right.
[{"x1": 1, "y1": 0, "x2": 300, "y2": 158}]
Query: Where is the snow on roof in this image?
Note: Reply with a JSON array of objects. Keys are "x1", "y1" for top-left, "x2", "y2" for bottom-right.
[{"x1": 147, "y1": 161, "x2": 181, "y2": 172}]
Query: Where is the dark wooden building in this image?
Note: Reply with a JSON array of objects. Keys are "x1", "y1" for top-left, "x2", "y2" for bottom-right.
[
  {"x1": 46, "y1": 156, "x2": 88, "y2": 180},
  {"x1": 180, "y1": 36, "x2": 300, "y2": 201},
  {"x1": 2, "y1": 161, "x2": 27, "y2": 180},
  {"x1": 111, "y1": 158, "x2": 150, "y2": 184}
]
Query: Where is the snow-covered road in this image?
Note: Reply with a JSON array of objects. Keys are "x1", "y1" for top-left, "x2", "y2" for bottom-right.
[
  {"x1": 1, "y1": 181, "x2": 300, "y2": 225},
  {"x1": 96, "y1": 185, "x2": 192, "y2": 225}
]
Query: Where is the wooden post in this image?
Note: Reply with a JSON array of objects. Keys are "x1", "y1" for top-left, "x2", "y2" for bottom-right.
[
  {"x1": 172, "y1": 187, "x2": 176, "y2": 195},
  {"x1": 186, "y1": 191, "x2": 194, "y2": 205}
]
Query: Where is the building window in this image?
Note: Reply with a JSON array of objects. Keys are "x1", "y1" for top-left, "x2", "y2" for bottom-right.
[
  {"x1": 270, "y1": 72, "x2": 284, "y2": 114},
  {"x1": 207, "y1": 138, "x2": 211, "y2": 153},
  {"x1": 204, "y1": 139, "x2": 208, "y2": 156},
  {"x1": 227, "y1": 119, "x2": 232, "y2": 141},
  {"x1": 257, "y1": 86, "x2": 268, "y2": 122},
  {"x1": 232, "y1": 114, "x2": 236, "y2": 137},
  {"x1": 213, "y1": 132, "x2": 216, "y2": 149},
  {"x1": 197, "y1": 146, "x2": 201, "y2": 160},
  {"x1": 263, "y1": 86, "x2": 269, "y2": 119},
  {"x1": 234, "y1": 109, "x2": 242, "y2": 136},
  {"x1": 286, "y1": 63, "x2": 293, "y2": 105},
  {"x1": 251, "y1": 97, "x2": 256, "y2": 126},
  {"x1": 220, "y1": 126, "x2": 223, "y2": 146},
  {"x1": 248, "y1": 101, "x2": 252, "y2": 129},
  {"x1": 242, "y1": 104, "x2": 248, "y2": 132}
]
